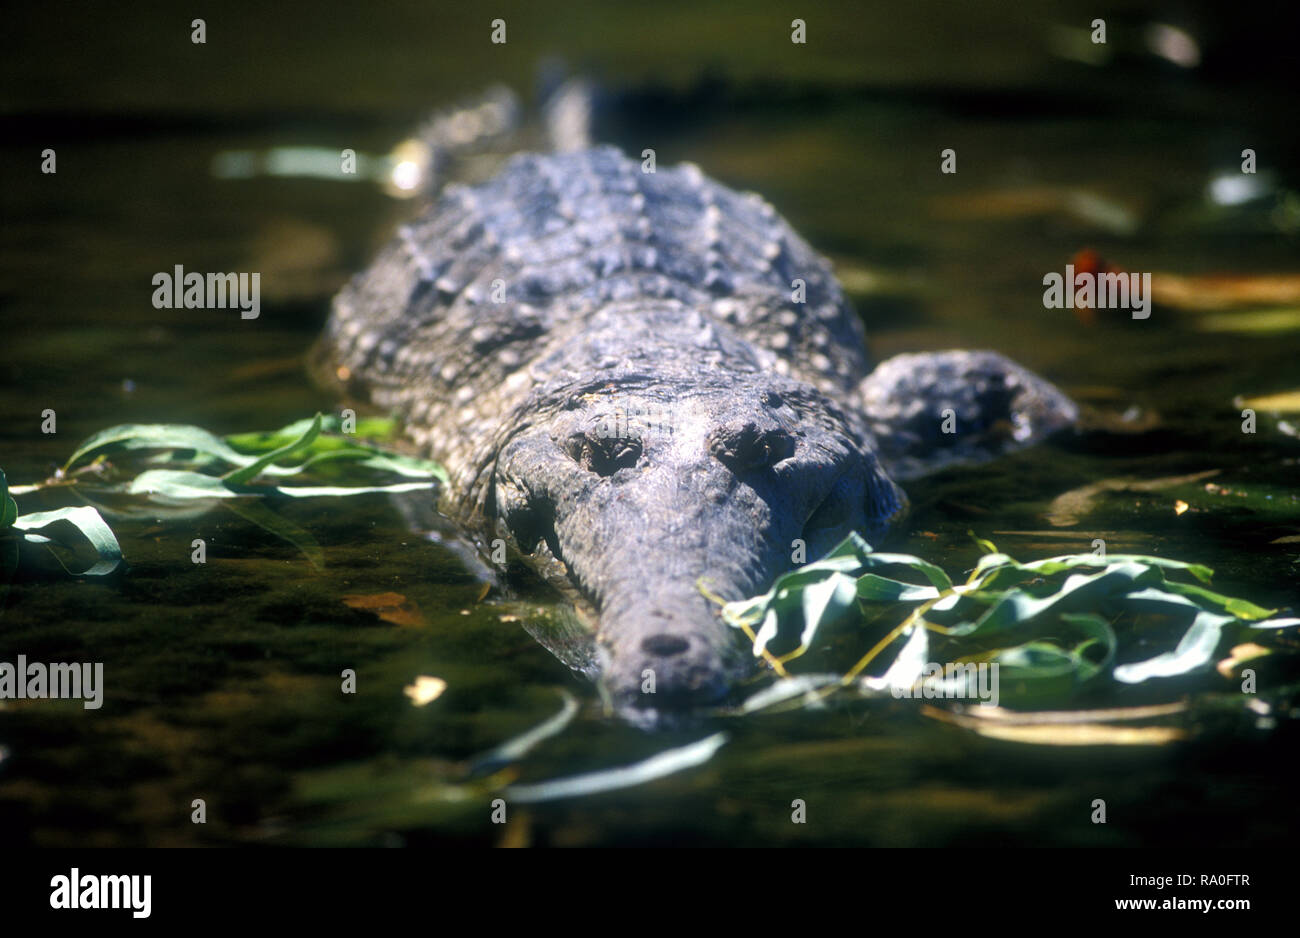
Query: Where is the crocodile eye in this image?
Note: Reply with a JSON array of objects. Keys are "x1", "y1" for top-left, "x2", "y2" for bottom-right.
[
  {"x1": 802, "y1": 470, "x2": 863, "y2": 544},
  {"x1": 562, "y1": 431, "x2": 642, "y2": 477},
  {"x1": 495, "y1": 483, "x2": 548, "y2": 553},
  {"x1": 803, "y1": 491, "x2": 845, "y2": 534},
  {"x1": 708, "y1": 421, "x2": 795, "y2": 472}
]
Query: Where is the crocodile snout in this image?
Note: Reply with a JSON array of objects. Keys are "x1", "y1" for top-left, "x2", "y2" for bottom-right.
[{"x1": 597, "y1": 599, "x2": 740, "y2": 725}]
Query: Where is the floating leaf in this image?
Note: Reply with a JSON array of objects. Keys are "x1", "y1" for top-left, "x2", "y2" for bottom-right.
[
  {"x1": 222, "y1": 413, "x2": 324, "y2": 485},
  {"x1": 796, "y1": 572, "x2": 859, "y2": 649},
  {"x1": 224, "y1": 414, "x2": 399, "y2": 451},
  {"x1": 972, "y1": 563, "x2": 1158, "y2": 634},
  {"x1": 724, "y1": 532, "x2": 1298, "y2": 718},
  {"x1": 855, "y1": 574, "x2": 940, "y2": 602},
  {"x1": 128, "y1": 469, "x2": 240, "y2": 499},
  {"x1": 271, "y1": 481, "x2": 435, "y2": 497},
  {"x1": 1160, "y1": 579, "x2": 1276, "y2": 620},
  {"x1": 125, "y1": 469, "x2": 434, "y2": 500},
  {"x1": 1113, "y1": 611, "x2": 1236, "y2": 683},
  {"x1": 56, "y1": 413, "x2": 446, "y2": 494},
  {"x1": 62, "y1": 422, "x2": 250, "y2": 473},
  {"x1": 863, "y1": 621, "x2": 930, "y2": 693},
  {"x1": 0, "y1": 469, "x2": 18, "y2": 529},
  {"x1": 9, "y1": 506, "x2": 123, "y2": 576},
  {"x1": 1252, "y1": 617, "x2": 1300, "y2": 630}
]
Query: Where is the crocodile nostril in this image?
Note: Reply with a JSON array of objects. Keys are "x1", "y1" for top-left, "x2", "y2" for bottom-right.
[
  {"x1": 562, "y1": 430, "x2": 642, "y2": 476},
  {"x1": 708, "y1": 420, "x2": 796, "y2": 471},
  {"x1": 641, "y1": 634, "x2": 690, "y2": 657}
]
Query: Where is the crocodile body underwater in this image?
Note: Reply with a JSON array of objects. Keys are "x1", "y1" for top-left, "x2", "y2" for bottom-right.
[{"x1": 319, "y1": 142, "x2": 1076, "y2": 726}]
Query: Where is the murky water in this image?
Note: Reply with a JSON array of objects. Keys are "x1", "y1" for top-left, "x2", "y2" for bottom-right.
[{"x1": 3, "y1": 2, "x2": 1299, "y2": 846}]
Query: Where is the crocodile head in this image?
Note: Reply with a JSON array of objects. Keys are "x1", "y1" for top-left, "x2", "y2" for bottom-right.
[{"x1": 491, "y1": 373, "x2": 906, "y2": 727}]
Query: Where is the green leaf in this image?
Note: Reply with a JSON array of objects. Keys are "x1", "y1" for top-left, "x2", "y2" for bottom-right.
[
  {"x1": 64, "y1": 422, "x2": 251, "y2": 473},
  {"x1": 62, "y1": 414, "x2": 447, "y2": 490},
  {"x1": 826, "y1": 531, "x2": 874, "y2": 560},
  {"x1": 722, "y1": 528, "x2": 1299, "y2": 711},
  {"x1": 739, "y1": 674, "x2": 842, "y2": 713},
  {"x1": 855, "y1": 574, "x2": 940, "y2": 602},
  {"x1": 796, "y1": 571, "x2": 860, "y2": 650},
  {"x1": 1113, "y1": 611, "x2": 1236, "y2": 683},
  {"x1": 872, "y1": 621, "x2": 930, "y2": 692},
  {"x1": 971, "y1": 563, "x2": 1160, "y2": 634},
  {"x1": 503, "y1": 732, "x2": 730, "y2": 803},
  {"x1": 125, "y1": 469, "x2": 436, "y2": 500},
  {"x1": 1, "y1": 469, "x2": 18, "y2": 529},
  {"x1": 222, "y1": 413, "x2": 324, "y2": 485},
  {"x1": 1252, "y1": 617, "x2": 1300, "y2": 630},
  {"x1": 857, "y1": 552, "x2": 955, "y2": 593},
  {"x1": 10, "y1": 506, "x2": 123, "y2": 576},
  {"x1": 272, "y1": 481, "x2": 436, "y2": 497},
  {"x1": 1061, "y1": 612, "x2": 1119, "y2": 682},
  {"x1": 1159, "y1": 579, "x2": 1277, "y2": 621},
  {"x1": 128, "y1": 470, "x2": 245, "y2": 499}
]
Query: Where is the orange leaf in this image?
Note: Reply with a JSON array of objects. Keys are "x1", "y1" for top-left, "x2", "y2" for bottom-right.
[{"x1": 342, "y1": 591, "x2": 426, "y2": 628}]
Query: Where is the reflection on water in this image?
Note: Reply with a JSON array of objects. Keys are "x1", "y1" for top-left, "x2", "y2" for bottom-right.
[{"x1": 2, "y1": 1, "x2": 1299, "y2": 846}]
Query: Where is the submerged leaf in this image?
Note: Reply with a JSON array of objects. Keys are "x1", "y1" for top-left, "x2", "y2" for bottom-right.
[
  {"x1": 1217, "y1": 643, "x2": 1271, "y2": 678},
  {"x1": 223, "y1": 498, "x2": 326, "y2": 571},
  {"x1": 503, "y1": 732, "x2": 729, "y2": 803},
  {"x1": 341, "y1": 592, "x2": 425, "y2": 627},
  {"x1": 403, "y1": 675, "x2": 447, "y2": 706},
  {"x1": 1046, "y1": 470, "x2": 1220, "y2": 527},
  {"x1": 468, "y1": 690, "x2": 580, "y2": 775},
  {"x1": 1237, "y1": 389, "x2": 1300, "y2": 414},
  {"x1": 954, "y1": 721, "x2": 1186, "y2": 746},
  {"x1": 738, "y1": 674, "x2": 842, "y2": 713}
]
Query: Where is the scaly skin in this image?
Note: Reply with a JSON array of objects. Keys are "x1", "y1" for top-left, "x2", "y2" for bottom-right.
[{"x1": 321, "y1": 146, "x2": 1075, "y2": 725}]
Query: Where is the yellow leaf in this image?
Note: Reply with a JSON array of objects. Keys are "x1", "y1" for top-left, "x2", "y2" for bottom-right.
[
  {"x1": 1237, "y1": 390, "x2": 1300, "y2": 414},
  {"x1": 1216, "y1": 643, "x2": 1271, "y2": 678},
  {"x1": 403, "y1": 675, "x2": 447, "y2": 706}
]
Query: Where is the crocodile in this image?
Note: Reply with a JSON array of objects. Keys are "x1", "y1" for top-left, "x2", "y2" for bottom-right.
[{"x1": 318, "y1": 102, "x2": 1076, "y2": 726}]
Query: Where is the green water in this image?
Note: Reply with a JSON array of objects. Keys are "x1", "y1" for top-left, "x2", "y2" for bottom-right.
[{"x1": 2, "y1": 1, "x2": 1298, "y2": 846}]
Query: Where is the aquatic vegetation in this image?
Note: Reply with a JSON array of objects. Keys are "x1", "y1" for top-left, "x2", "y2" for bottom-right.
[
  {"x1": 718, "y1": 532, "x2": 1300, "y2": 713},
  {"x1": 3, "y1": 414, "x2": 447, "y2": 571},
  {"x1": 1, "y1": 467, "x2": 123, "y2": 578}
]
